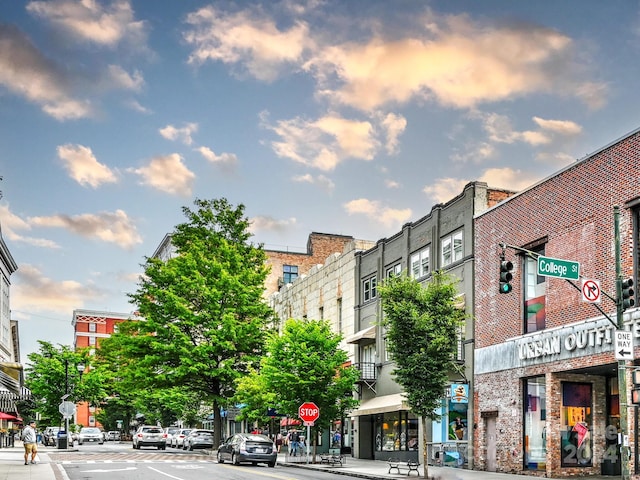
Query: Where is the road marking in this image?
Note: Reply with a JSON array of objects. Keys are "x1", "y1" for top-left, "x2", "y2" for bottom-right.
[
  {"x1": 82, "y1": 467, "x2": 137, "y2": 473},
  {"x1": 147, "y1": 466, "x2": 186, "y2": 479}
]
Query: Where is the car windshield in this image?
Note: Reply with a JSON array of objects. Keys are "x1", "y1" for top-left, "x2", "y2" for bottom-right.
[
  {"x1": 81, "y1": 428, "x2": 100, "y2": 434},
  {"x1": 245, "y1": 434, "x2": 271, "y2": 442},
  {"x1": 144, "y1": 427, "x2": 162, "y2": 433}
]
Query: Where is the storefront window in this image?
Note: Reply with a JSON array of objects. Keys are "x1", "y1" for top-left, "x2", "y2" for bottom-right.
[
  {"x1": 560, "y1": 382, "x2": 592, "y2": 467},
  {"x1": 524, "y1": 376, "x2": 546, "y2": 470},
  {"x1": 449, "y1": 383, "x2": 469, "y2": 441},
  {"x1": 375, "y1": 412, "x2": 418, "y2": 451}
]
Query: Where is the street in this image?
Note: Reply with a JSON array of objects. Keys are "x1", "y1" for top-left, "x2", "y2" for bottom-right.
[{"x1": 50, "y1": 441, "x2": 359, "y2": 480}]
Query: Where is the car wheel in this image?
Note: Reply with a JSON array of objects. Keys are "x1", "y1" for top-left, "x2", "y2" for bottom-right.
[
  {"x1": 78, "y1": 442, "x2": 83, "y2": 446},
  {"x1": 188, "y1": 444, "x2": 193, "y2": 451},
  {"x1": 217, "y1": 451, "x2": 224, "y2": 464},
  {"x1": 268, "y1": 461, "x2": 276, "y2": 468},
  {"x1": 132, "y1": 443, "x2": 136, "y2": 449},
  {"x1": 157, "y1": 445, "x2": 162, "y2": 450},
  {"x1": 232, "y1": 453, "x2": 239, "y2": 465}
]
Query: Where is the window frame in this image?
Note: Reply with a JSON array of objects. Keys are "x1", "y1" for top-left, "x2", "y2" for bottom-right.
[
  {"x1": 363, "y1": 276, "x2": 378, "y2": 302},
  {"x1": 441, "y1": 230, "x2": 463, "y2": 267},
  {"x1": 410, "y1": 246, "x2": 430, "y2": 279},
  {"x1": 283, "y1": 264, "x2": 298, "y2": 285}
]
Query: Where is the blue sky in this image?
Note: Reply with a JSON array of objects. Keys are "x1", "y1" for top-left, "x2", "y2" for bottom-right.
[{"x1": 2, "y1": 0, "x2": 640, "y2": 363}]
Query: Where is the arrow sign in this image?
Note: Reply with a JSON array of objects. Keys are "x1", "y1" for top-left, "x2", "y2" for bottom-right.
[
  {"x1": 581, "y1": 279, "x2": 601, "y2": 303},
  {"x1": 614, "y1": 330, "x2": 634, "y2": 361}
]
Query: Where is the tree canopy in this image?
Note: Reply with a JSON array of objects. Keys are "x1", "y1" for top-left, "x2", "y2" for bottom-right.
[
  {"x1": 379, "y1": 271, "x2": 465, "y2": 476},
  {"x1": 98, "y1": 198, "x2": 274, "y2": 445},
  {"x1": 235, "y1": 318, "x2": 359, "y2": 441}
]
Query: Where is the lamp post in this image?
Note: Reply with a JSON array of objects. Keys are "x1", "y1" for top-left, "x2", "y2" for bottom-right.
[{"x1": 62, "y1": 360, "x2": 85, "y2": 449}]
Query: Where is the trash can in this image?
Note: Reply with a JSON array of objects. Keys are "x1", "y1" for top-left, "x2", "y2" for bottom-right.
[{"x1": 57, "y1": 430, "x2": 68, "y2": 449}]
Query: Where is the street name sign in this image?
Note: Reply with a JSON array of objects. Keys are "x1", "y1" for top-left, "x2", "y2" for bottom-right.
[
  {"x1": 614, "y1": 330, "x2": 633, "y2": 361},
  {"x1": 537, "y1": 255, "x2": 580, "y2": 280}
]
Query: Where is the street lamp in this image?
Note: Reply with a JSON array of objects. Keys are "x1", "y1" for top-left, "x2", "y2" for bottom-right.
[{"x1": 62, "y1": 360, "x2": 85, "y2": 448}]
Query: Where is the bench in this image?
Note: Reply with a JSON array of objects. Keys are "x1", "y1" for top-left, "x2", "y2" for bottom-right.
[
  {"x1": 388, "y1": 458, "x2": 421, "y2": 476},
  {"x1": 320, "y1": 453, "x2": 344, "y2": 466}
]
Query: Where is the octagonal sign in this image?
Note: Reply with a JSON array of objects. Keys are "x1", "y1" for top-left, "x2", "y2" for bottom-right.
[{"x1": 298, "y1": 402, "x2": 320, "y2": 424}]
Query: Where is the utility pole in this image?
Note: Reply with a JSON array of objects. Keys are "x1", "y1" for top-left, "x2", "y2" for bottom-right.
[{"x1": 615, "y1": 205, "x2": 631, "y2": 480}]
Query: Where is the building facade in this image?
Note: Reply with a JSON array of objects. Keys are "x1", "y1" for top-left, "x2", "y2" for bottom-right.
[
  {"x1": 72, "y1": 309, "x2": 140, "y2": 427},
  {"x1": 268, "y1": 239, "x2": 375, "y2": 450},
  {"x1": 473, "y1": 127, "x2": 640, "y2": 477},
  {"x1": 351, "y1": 182, "x2": 513, "y2": 465}
]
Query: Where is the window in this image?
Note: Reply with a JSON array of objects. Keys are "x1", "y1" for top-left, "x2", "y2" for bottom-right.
[
  {"x1": 89, "y1": 336, "x2": 96, "y2": 346},
  {"x1": 441, "y1": 230, "x2": 463, "y2": 266},
  {"x1": 88, "y1": 323, "x2": 96, "y2": 333},
  {"x1": 283, "y1": 265, "x2": 298, "y2": 284},
  {"x1": 560, "y1": 382, "x2": 592, "y2": 467},
  {"x1": 337, "y1": 298, "x2": 342, "y2": 332},
  {"x1": 525, "y1": 245, "x2": 546, "y2": 333},
  {"x1": 363, "y1": 276, "x2": 377, "y2": 302},
  {"x1": 524, "y1": 376, "x2": 546, "y2": 470},
  {"x1": 411, "y1": 247, "x2": 430, "y2": 278},
  {"x1": 375, "y1": 412, "x2": 418, "y2": 451},
  {"x1": 386, "y1": 263, "x2": 402, "y2": 278}
]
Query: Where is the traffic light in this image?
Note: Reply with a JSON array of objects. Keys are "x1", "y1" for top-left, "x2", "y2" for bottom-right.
[
  {"x1": 499, "y1": 260, "x2": 513, "y2": 294},
  {"x1": 622, "y1": 278, "x2": 635, "y2": 310}
]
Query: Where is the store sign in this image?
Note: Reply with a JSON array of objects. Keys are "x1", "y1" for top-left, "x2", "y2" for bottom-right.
[{"x1": 450, "y1": 384, "x2": 468, "y2": 404}]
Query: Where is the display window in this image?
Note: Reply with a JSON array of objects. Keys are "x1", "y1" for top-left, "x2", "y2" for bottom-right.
[
  {"x1": 524, "y1": 376, "x2": 546, "y2": 470},
  {"x1": 374, "y1": 412, "x2": 418, "y2": 451},
  {"x1": 560, "y1": 382, "x2": 592, "y2": 467}
]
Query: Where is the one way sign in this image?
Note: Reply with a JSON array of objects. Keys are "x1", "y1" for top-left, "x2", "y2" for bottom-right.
[{"x1": 614, "y1": 330, "x2": 634, "y2": 361}]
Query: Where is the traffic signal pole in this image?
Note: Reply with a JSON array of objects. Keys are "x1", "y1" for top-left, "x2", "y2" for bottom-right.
[{"x1": 615, "y1": 205, "x2": 631, "y2": 480}]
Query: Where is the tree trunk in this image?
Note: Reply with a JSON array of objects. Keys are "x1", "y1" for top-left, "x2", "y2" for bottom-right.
[
  {"x1": 213, "y1": 402, "x2": 222, "y2": 448},
  {"x1": 422, "y1": 416, "x2": 430, "y2": 478}
]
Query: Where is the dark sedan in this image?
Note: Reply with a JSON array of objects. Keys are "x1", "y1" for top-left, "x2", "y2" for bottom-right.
[{"x1": 217, "y1": 433, "x2": 277, "y2": 467}]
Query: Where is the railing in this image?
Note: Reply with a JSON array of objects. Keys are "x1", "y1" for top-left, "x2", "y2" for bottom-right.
[
  {"x1": 426, "y1": 441, "x2": 468, "y2": 467},
  {"x1": 0, "y1": 433, "x2": 15, "y2": 448},
  {"x1": 354, "y1": 362, "x2": 377, "y2": 381}
]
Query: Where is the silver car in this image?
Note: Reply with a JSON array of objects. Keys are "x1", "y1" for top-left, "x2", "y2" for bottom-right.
[
  {"x1": 183, "y1": 429, "x2": 214, "y2": 451},
  {"x1": 217, "y1": 433, "x2": 277, "y2": 467},
  {"x1": 132, "y1": 425, "x2": 166, "y2": 450},
  {"x1": 171, "y1": 428, "x2": 192, "y2": 448},
  {"x1": 77, "y1": 427, "x2": 104, "y2": 445}
]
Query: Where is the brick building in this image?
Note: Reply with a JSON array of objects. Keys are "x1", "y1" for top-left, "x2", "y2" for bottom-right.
[
  {"x1": 474, "y1": 127, "x2": 640, "y2": 477},
  {"x1": 72, "y1": 309, "x2": 140, "y2": 428},
  {"x1": 264, "y1": 232, "x2": 358, "y2": 296}
]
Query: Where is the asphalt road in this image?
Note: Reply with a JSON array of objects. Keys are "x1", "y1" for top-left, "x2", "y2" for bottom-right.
[{"x1": 53, "y1": 442, "x2": 354, "y2": 480}]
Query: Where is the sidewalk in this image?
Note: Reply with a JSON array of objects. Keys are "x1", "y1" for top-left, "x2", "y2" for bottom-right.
[{"x1": 0, "y1": 441, "x2": 59, "y2": 480}]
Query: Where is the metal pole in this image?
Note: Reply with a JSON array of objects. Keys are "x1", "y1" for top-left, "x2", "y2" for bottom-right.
[
  {"x1": 306, "y1": 424, "x2": 310, "y2": 464},
  {"x1": 65, "y1": 360, "x2": 69, "y2": 450},
  {"x1": 615, "y1": 206, "x2": 630, "y2": 480}
]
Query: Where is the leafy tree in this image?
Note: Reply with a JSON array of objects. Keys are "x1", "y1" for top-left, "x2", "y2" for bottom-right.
[
  {"x1": 379, "y1": 271, "x2": 465, "y2": 477},
  {"x1": 102, "y1": 198, "x2": 273, "y2": 446},
  {"x1": 245, "y1": 319, "x2": 359, "y2": 455},
  {"x1": 24, "y1": 341, "x2": 104, "y2": 426}
]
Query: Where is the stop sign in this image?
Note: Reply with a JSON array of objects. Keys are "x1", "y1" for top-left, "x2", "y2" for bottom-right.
[{"x1": 298, "y1": 402, "x2": 320, "y2": 423}]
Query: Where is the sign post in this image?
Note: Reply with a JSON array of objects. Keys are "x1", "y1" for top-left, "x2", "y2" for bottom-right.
[{"x1": 298, "y1": 402, "x2": 319, "y2": 463}]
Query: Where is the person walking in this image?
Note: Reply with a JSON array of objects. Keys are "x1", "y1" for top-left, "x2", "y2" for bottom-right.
[{"x1": 22, "y1": 420, "x2": 38, "y2": 465}]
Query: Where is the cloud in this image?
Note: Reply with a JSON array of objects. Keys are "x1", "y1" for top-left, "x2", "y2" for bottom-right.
[
  {"x1": 532, "y1": 116, "x2": 582, "y2": 136},
  {"x1": 0, "y1": 205, "x2": 59, "y2": 248},
  {"x1": 126, "y1": 99, "x2": 152, "y2": 114},
  {"x1": 28, "y1": 209, "x2": 143, "y2": 249},
  {"x1": 184, "y1": 5, "x2": 312, "y2": 81},
  {"x1": 57, "y1": 144, "x2": 118, "y2": 188},
  {"x1": 306, "y1": 14, "x2": 605, "y2": 111},
  {"x1": 423, "y1": 167, "x2": 542, "y2": 203},
  {"x1": 261, "y1": 112, "x2": 380, "y2": 171},
  {"x1": 197, "y1": 146, "x2": 238, "y2": 171},
  {"x1": 159, "y1": 123, "x2": 198, "y2": 145},
  {"x1": 106, "y1": 64, "x2": 144, "y2": 91},
  {"x1": 343, "y1": 198, "x2": 412, "y2": 228},
  {"x1": 129, "y1": 153, "x2": 195, "y2": 196},
  {"x1": 292, "y1": 173, "x2": 335, "y2": 192},
  {"x1": 0, "y1": 25, "x2": 92, "y2": 120},
  {"x1": 26, "y1": 0, "x2": 148, "y2": 49},
  {"x1": 249, "y1": 215, "x2": 297, "y2": 233},
  {"x1": 12, "y1": 263, "x2": 105, "y2": 315},
  {"x1": 385, "y1": 179, "x2": 401, "y2": 189},
  {"x1": 379, "y1": 112, "x2": 407, "y2": 154}
]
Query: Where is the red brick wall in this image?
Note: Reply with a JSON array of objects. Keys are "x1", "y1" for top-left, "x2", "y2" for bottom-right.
[{"x1": 264, "y1": 232, "x2": 355, "y2": 296}]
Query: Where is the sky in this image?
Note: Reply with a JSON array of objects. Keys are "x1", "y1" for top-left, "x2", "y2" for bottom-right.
[{"x1": 2, "y1": 0, "x2": 640, "y2": 364}]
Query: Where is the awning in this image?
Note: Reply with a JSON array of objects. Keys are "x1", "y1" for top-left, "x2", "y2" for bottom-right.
[
  {"x1": 346, "y1": 326, "x2": 376, "y2": 344},
  {"x1": 350, "y1": 393, "x2": 409, "y2": 417},
  {"x1": 0, "y1": 363, "x2": 22, "y2": 395}
]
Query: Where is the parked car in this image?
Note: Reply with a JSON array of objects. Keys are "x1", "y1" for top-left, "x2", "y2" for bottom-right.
[
  {"x1": 217, "y1": 433, "x2": 276, "y2": 467},
  {"x1": 183, "y1": 429, "x2": 214, "y2": 451},
  {"x1": 163, "y1": 426, "x2": 179, "y2": 446},
  {"x1": 171, "y1": 428, "x2": 192, "y2": 448},
  {"x1": 106, "y1": 431, "x2": 121, "y2": 441},
  {"x1": 78, "y1": 427, "x2": 104, "y2": 445},
  {"x1": 43, "y1": 427, "x2": 60, "y2": 446},
  {"x1": 133, "y1": 425, "x2": 166, "y2": 450}
]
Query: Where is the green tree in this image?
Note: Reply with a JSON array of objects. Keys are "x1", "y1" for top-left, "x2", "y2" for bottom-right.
[
  {"x1": 379, "y1": 272, "x2": 465, "y2": 477},
  {"x1": 249, "y1": 319, "x2": 359, "y2": 455},
  {"x1": 25, "y1": 341, "x2": 103, "y2": 426},
  {"x1": 103, "y1": 198, "x2": 273, "y2": 446}
]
